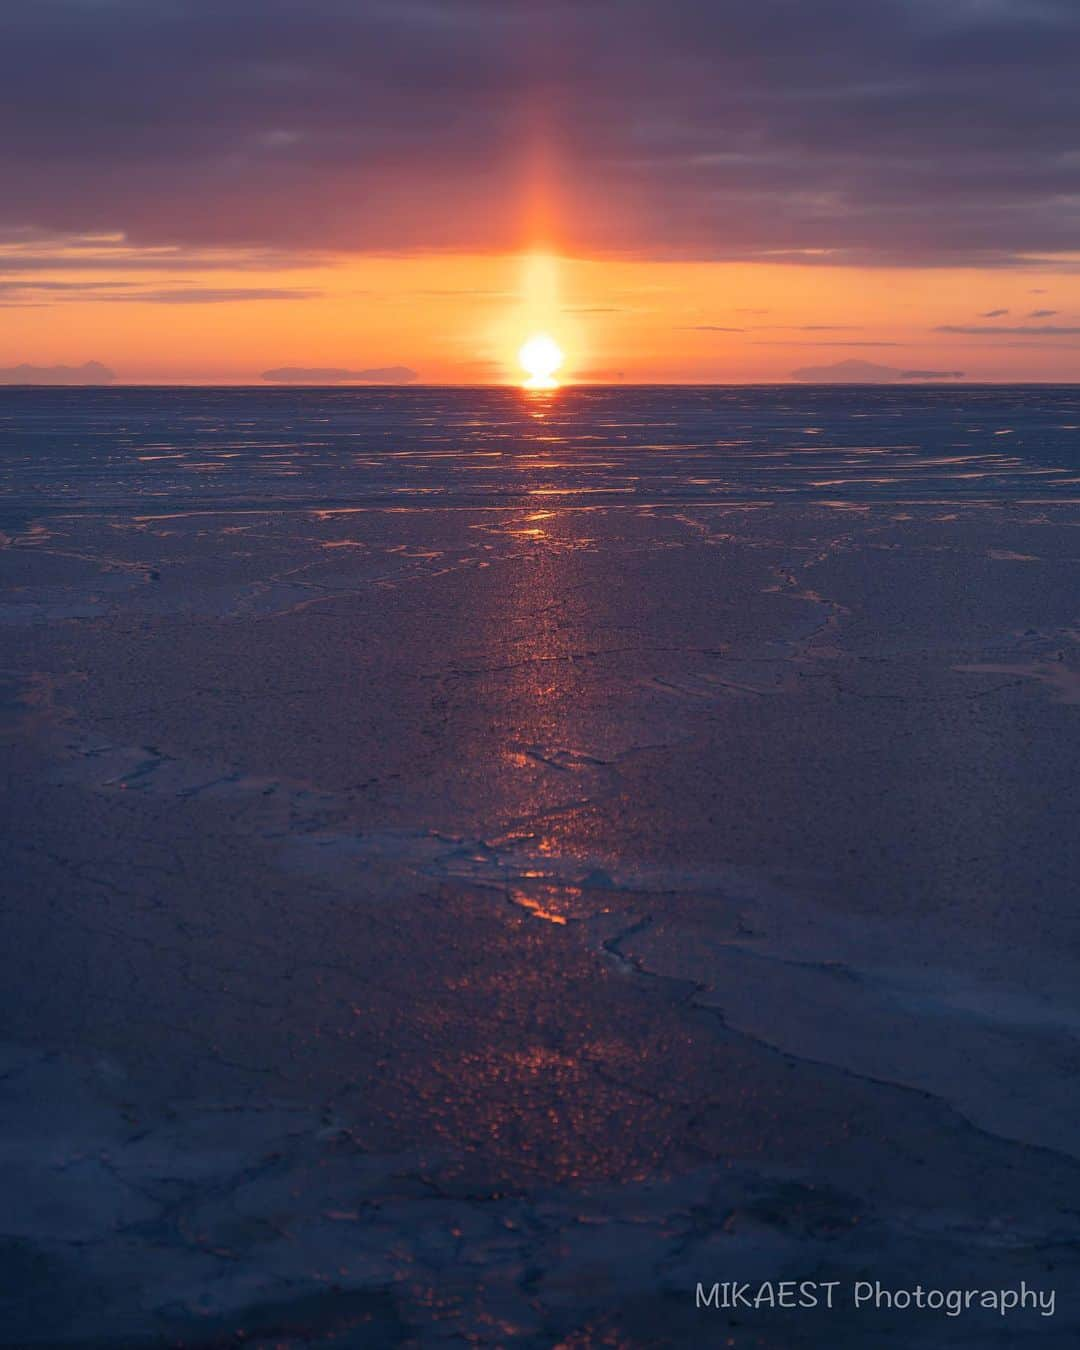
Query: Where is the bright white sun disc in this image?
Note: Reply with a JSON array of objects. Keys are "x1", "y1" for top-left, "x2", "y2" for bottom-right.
[{"x1": 519, "y1": 334, "x2": 563, "y2": 387}]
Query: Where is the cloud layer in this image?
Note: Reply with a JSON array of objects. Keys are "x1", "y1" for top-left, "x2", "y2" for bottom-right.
[
  {"x1": 2, "y1": 1, "x2": 1080, "y2": 265},
  {"x1": 936, "y1": 324, "x2": 1080, "y2": 336},
  {"x1": 0, "y1": 277, "x2": 320, "y2": 306}
]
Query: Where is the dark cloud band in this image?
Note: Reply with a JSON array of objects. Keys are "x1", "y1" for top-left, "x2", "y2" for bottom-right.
[{"x1": 1, "y1": 1, "x2": 1079, "y2": 264}]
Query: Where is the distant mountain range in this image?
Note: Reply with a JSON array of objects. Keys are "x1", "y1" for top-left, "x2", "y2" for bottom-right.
[
  {"x1": 0, "y1": 361, "x2": 115, "y2": 385},
  {"x1": 262, "y1": 366, "x2": 418, "y2": 384},
  {"x1": 791, "y1": 359, "x2": 966, "y2": 383}
]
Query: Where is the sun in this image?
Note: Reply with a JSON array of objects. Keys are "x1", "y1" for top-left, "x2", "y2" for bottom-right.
[{"x1": 518, "y1": 334, "x2": 564, "y2": 389}]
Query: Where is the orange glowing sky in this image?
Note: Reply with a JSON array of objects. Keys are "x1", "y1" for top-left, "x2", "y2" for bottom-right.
[
  {"x1": 5, "y1": 235, "x2": 1080, "y2": 385},
  {"x1": 4, "y1": 3, "x2": 1080, "y2": 384}
]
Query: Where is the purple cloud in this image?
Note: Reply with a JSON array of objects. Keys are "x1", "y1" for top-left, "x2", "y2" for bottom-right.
[
  {"x1": 0, "y1": 280, "x2": 321, "y2": 305},
  {"x1": 0, "y1": 2, "x2": 1079, "y2": 265},
  {"x1": 936, "y1": 324, "x2": 1080, "y2": 336}
]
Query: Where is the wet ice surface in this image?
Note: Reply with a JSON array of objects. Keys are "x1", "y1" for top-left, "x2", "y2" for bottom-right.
[
  {"x1": 4, "y1": 383, "x2": 1080, "y2": 517},
  {"x1": 1, "y1": 386, "x2": 1079, "y2": 1347}
]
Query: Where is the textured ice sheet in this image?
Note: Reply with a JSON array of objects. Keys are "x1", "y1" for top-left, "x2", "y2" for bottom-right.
[{"x1": 1, "y1": 387, "x2": 1079, "y2": 1345}]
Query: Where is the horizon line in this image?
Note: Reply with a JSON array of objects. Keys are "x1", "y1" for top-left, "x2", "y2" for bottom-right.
[{"x1": 3, "y1": 380, "x2": 1080, "y2": 390}]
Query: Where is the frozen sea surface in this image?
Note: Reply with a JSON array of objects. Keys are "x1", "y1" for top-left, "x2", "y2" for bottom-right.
[
  {"x1": 3, "y1": 384, "x2": 1080, "y2": 516},
  {"x1": 1, "y1": 386, "x2": 1079, "y2": 1347}
]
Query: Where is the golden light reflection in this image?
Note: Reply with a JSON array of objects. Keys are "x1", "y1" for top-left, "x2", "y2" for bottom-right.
[
  {"x1": 490, "y1": 251, "x2": 579, "y2": 386},
  {"x1": 518, "y1": 333, "x2": 564, "y2": 389}
]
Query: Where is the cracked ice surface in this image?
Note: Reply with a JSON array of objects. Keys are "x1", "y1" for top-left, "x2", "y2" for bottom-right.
[{"x1": 1, "y1": 385, "x2": 1080, "y2": 1346}]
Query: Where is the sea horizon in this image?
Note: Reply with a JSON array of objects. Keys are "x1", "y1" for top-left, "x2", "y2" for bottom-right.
[{"x1": 5, "y1": 378, "x2": 1080, "y2": 388}]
